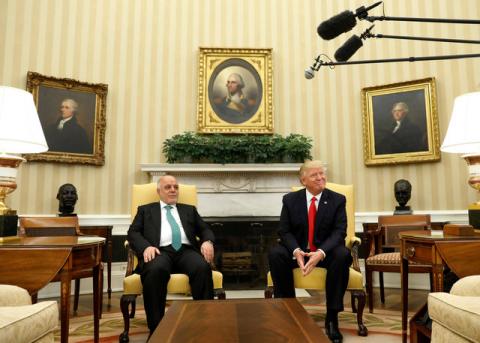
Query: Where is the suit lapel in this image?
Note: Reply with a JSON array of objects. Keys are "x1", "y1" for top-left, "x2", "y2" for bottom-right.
[
  {"x1": 316, "y1": 189, "x2": 330, "y2": 229},
  {"x1": 151, "y1": 203, "x2": 161, "y2": 244},
  {"x1": 298, "y1": 189, "x2": 309, "y2": 229}
]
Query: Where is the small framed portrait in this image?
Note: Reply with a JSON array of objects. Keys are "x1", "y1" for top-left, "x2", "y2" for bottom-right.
[
  {"x1": 361, "y1": 77, "x2": 440, "y2": 166},
  {"x1": 197, "y1": 47, "x2": 273, "y2": 134},
  {"x1": 25, "y1": 71, "x2": 108, "y2": 165}
]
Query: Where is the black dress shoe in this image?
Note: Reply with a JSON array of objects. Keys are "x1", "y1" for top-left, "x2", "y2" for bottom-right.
[{"x1": 325, "y1": 320, "x2": 343, "y2": 343}]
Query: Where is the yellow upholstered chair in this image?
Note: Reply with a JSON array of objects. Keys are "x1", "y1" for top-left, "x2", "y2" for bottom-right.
[
  {"x1": 119, "y1": 182, "x2": 225, "y2": 343},
  {"x1": 265, "y1": 183, "x2": 368, "y2": 336}
]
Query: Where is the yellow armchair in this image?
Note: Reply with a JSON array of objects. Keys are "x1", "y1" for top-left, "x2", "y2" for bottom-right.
[
  {"x1": 265, "y1": 183, "x2": 367, "y2": 336},
  {"x1": 119, "y1": 183, "x2": 225, "y2": 343}
]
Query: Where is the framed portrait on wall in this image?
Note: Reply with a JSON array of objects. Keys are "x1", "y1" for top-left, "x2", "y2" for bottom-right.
[
  {"x1": 25, "y1": 71, "x2": 108, "y2": 165},
  {"x1": 361, "y1": 77, "x2": 440, "y2": 166},
  {"x1": 197, "y1": 47, "x2": 273, "y2": 134}
]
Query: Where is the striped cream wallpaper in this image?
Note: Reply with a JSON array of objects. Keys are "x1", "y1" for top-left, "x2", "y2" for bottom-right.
[{"x1": 0, "y1": 0, "x2": 479, "y2": 215}]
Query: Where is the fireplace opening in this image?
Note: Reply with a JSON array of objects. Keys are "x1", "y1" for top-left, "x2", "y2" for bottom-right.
[{"x1": 206, "y1": 217, "x2": 279, "y2": 290}]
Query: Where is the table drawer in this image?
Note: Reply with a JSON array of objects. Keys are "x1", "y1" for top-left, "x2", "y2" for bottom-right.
[{"x1": 403, "y1": 242, "x2": 432, "y2": 264}]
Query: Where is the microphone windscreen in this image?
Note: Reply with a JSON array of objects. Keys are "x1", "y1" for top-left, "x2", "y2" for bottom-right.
[
  {"x1": 334, "y1": 35, "x2": 363, "y2": 62},
  {"x1": 317, "y1": 10, "x2": 357, "y2": 40}
]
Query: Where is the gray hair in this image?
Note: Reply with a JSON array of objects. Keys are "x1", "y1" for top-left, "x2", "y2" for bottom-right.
[
  {"x1": 392, "y1": 102, "x2": 409, "y2": 113},
  {"x1": 62, "y1": 98, "x2": 79, "y2": 113},
  {"x1": 227, "y1": 73, "x2": 245, "y2": 89}
]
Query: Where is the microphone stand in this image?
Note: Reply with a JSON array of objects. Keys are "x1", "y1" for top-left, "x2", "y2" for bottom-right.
[
  {"x1": 365, "y1": 32, "x2": 480, "y2": 45},
  {"x1": 309, "y1": 52, "x2": 480, "y2": 72},
  {"x1": 364, "y1": 15, "x2": 480, "y2": 24}
]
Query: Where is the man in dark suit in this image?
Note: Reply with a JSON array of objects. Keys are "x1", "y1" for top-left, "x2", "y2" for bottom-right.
[
  {"x1": 268, "y1": 160, "x2": 352, "y2": 343},
  {"x1": 127, "y1": 175, "x2": 215, "y2": 334}
]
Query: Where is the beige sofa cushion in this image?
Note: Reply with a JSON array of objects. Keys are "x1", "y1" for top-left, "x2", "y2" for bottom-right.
[
  {"x1": 428, "y1": 292, "x2": 480, "y2": 343},
  {"x1": 0, "y1": 301, "x2": 58, "y2": 343},
  {"x1": 450, "y1": 275, "x2": 480, "y2": 297},
  {"x1": 0, "y1": 285, "x2": 32, "y2": 306}
]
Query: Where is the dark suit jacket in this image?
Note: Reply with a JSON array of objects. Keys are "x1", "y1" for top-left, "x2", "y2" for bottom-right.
[
  {"x1": 127, "y1": 202, "x2": 215, "y2": 272},
  {"x1": 278, "y1": 188, "x2": 347, "y2": 255}
]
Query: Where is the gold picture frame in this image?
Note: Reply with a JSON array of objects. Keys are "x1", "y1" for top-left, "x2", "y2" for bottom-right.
[
  {"x1": 25, "y1": 71, "x2": 108, "y2": 165},
  {"x1": 197, "y1": 47, "x2": 273, "y2": 134},
  {"x1": 361, "y1": 77, "x2": 440, "y2": 166}
]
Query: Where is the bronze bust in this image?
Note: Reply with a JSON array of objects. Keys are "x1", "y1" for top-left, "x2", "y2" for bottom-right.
[
  {"x1": 394, "y1": 179, "x2": 412, "y2": 215},
  {"x1": 57, "y1": 183, "x2": 78, "y2": 216}
]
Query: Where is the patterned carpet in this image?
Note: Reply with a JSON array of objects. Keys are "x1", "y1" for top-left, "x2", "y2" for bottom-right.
[{"x1": 56, "y1": 299, "x2": 408, "y2": 342}]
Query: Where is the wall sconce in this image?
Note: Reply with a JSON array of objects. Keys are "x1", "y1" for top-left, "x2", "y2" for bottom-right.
[{"x1": 0, "y1": 86, "x2": 48, "y2": 241}]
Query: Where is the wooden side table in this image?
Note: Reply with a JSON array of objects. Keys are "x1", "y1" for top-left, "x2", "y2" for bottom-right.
[
  {"x1": 80, "y1": 225, "x2": 113, "y2": 300},
  {"x1": 0, "y1": 236, "x2": 105, "y2": 343},
  {"x1": 399, "y1": 230, "x2": 480, "y2": 343}
]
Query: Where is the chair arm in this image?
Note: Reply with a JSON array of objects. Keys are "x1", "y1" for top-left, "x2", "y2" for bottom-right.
[
  {"x1": 0, "y1": 285, "x2": 32, "y2": 306},
  {"x1": 346, "y1": 236, "x2": 362, "y2": 273},
  {"x1": 450, "y1": 275, "x2": 480, "y2": 296},
  {"x1": 124, "y1": 240, "x2": 138, "y2": 277}
]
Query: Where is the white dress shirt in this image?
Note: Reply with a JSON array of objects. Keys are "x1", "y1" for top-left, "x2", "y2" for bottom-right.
[{"x1": 159, "y1": 201, "x2": 191, "y2": 247}]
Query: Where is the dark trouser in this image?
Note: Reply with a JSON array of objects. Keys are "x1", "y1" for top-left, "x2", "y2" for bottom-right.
[
  {"x1": 268, "y1": 244, "x2": 352, "y2": 312},
  {"x1": 140, "y1": 245, "x2": 213, "y2": 333}
]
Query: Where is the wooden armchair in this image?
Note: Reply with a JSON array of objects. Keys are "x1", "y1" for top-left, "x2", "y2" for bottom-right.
[
  {"x1": 265, "y1": 183, "x2": 368, "y2": 337},
  {"x1": 18, "y1": 216, "x2": 96, "y2": 314},
  {"x1": 365, "y1": 214, "x2": 432, "y2": 313},
  {"x1": 119, "y1": 183, "x2": 225, "y2": 343}
]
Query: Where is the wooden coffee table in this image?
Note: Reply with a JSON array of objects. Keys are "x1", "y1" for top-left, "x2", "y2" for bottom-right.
[{"x1": 150, "y1": 298, "x2": 329, "y2": 342}]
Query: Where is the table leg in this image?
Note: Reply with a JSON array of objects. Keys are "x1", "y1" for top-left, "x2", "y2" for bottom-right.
[
  {"x1": 93, "y1": 263, "x2": 102, "y2": 343},
  {"x1": 107, "y1": 238, "x2": 112, "y2": 301},
  {"x1": 60, "y1": 274, "x2": 71, "y2": 343},
  {"x1": 401, "y1": 255, "x2": 408, "y2": 343},
  {"x1": 432, "y1": 263, "x2": 444, "y2": 292}
]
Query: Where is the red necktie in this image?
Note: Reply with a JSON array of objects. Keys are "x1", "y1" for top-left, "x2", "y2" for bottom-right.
[{"x1": 308, "y1": 197, "x2": 317, "y2": 251}]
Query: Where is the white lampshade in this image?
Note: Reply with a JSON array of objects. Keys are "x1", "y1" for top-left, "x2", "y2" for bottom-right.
[
  {"x1": 0, "y1": 86, "x2": 48, "y2": 154},
  {"x1": 441, "y1": 92, "x2": 480, "y2": 154}
]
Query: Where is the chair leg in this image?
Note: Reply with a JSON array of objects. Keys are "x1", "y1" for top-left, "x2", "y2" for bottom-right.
[
  {"x1": 350, "y1": 290, "x2": 368, "y2": 337},
  {"x1": 264, "y1": 286, "x2": 274, "y2": 299},
  {"x1": 74, "y1": 279, "x2": 80, "y2": 313},
  {"x1": 214, "y1": 288, "x2": 226, "y2": 300},
  {"x1": 429, "y1": 272, "x2": 434, "y2": 291},
  {"x1": 366, "y1": 267, "x2": 374, "y2": 313},
  {"x1": 130, "y1": 298, "x2": 136, "y2": 319},
  {"x1": 350, "y1": 292, "x2": 357, "y2": 313},
  {"x1": 119, "y1": 294, "x2": 137, "y2": 343},
  {"x1": 379, "y1": 271, "x2": 385, "y2": 304}
]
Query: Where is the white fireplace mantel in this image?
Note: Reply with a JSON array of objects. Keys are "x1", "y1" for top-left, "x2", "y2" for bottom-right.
[{"x1": 140, "y1": 163, "x2": 302, "y2": 217}]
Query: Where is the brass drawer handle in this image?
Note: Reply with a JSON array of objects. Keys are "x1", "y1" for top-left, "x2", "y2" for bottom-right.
[{"x1": 406, "y1": 247, "x2": 415, "y2": 258}]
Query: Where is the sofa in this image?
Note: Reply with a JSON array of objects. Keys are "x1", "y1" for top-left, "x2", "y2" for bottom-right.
[
  {"x1": 428, "y1": 275, "x2": 480, "y2": 342},
  {"x1": 0, "y1": 285, "x2": 59, "y2": 343}
]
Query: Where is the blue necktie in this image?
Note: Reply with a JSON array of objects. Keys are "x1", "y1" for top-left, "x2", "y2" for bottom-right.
[{"x1": 165, "y1": 205, "x2": 182, "y2": 251}]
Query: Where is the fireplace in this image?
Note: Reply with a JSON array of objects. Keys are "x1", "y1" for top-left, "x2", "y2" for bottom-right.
[{"x1": 205, "y1": 217, "x2": 279, "y2": 288}]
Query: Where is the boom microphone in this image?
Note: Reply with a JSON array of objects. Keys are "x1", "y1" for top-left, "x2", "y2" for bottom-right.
[
  {"x1": 334, "y1": 25, "x2": 375, "y2": 62},
  {"x1": 334, "y1": 35, "x2": 363, "y2": 61},
  {"x1": 317, "y1": 1, "x2": 382, "y2": 40}
]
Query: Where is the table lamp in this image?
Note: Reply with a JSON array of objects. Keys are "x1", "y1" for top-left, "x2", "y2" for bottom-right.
[
  {"x1": 440, "y1": 91, "x2": 480, "y2": 228},
  {"x1": 0, "y1": 86, "x2": 48, "y2": 241}
]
